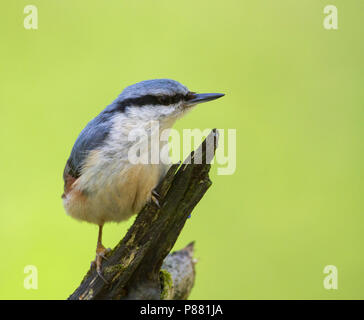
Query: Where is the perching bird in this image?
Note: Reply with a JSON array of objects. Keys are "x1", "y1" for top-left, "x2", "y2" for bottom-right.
[{"x1": 62, "y1": 79, "x2": 224, "y2": 280}]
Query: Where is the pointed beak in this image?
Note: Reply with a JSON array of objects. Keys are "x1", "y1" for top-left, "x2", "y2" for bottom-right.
[{"x1": 185, "y1": 93, "x2": 225, "y2": 106}]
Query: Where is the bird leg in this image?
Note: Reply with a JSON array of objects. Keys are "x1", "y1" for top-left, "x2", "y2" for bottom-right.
[{"x1": 93, "y1": 225, "x2": 111, "y2": 283}]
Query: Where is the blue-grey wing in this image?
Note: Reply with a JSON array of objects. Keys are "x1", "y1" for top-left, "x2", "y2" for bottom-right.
[{"x1": 63, "y1": 112, "x2": 112, "y2": 194}]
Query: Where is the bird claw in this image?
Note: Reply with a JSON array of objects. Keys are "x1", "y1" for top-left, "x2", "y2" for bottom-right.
[
  {"x1": 91, "y1": 246, "x2": 111, "y2": 284},
  {"x1": 152, "y1": 189, "x2": 160, "y2": 198},
  {"x1": 151, "y1": 190, "x2": 161, "y2": 208},
  {"x1": 96, "y1": 268, "x2": 109, "y2": 284},
  {"x1": 151, "y1": 195, "x2": 160, "y2": 208},
  {"x1": 98, "y1": 247, "x2": 111, "y2": 260}
]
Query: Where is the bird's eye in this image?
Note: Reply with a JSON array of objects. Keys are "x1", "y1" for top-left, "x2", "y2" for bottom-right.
[
  {"x1": 156, "y1": 94, "x2": 186, "y2": 106},
  {"x1": 158, "y1": 96, "x2": 170, "y2": 105}
]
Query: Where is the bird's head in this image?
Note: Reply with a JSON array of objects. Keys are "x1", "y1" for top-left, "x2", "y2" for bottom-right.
[{"x1": 109, "y1": 79, "x2": 224, "y2": 125}]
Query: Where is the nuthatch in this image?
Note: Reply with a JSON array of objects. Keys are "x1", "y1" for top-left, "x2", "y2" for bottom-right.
[{"x1": 62, "y1": 79, "x2": 224, "y2": 280}]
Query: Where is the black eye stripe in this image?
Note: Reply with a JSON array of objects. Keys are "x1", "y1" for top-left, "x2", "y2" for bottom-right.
[{"x1": 115, "y1": 93, "x2": 196, "y2": 112}]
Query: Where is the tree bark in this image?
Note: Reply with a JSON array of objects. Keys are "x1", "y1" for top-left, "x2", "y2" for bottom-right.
[{"x1": 68, "y1": 129, "x2": 219, "y2": 300}]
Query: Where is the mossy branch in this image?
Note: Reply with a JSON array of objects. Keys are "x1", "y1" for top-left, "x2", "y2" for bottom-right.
[{"x1": 68, "y1": 129, "x2": 219, "y2": 300}]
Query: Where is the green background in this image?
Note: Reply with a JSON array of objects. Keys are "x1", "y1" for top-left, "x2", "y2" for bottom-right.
[{"x1": 0, "y1": 1, "x2": 363, "y2": 299}]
